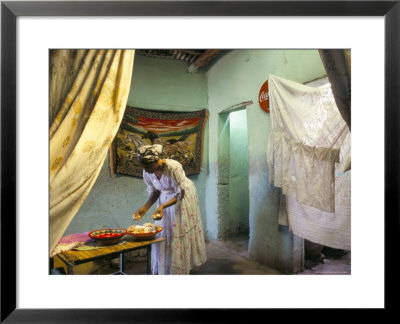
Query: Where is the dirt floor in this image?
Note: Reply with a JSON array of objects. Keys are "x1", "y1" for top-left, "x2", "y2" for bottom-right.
[{"x1": 102, "y1": 236, "x2": 350, "y2": 275}]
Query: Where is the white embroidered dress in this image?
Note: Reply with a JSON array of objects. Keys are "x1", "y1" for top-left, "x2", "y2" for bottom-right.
[{"x1": 143, "y1": 159, "x2": 207, "y2": 274}]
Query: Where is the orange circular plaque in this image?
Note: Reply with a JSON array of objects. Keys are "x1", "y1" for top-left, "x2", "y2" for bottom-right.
[{"x1": 258, "y1": 80, "x2": 269, "y2": 113}]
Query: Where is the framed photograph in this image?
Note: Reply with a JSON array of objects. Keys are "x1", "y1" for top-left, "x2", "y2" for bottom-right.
[
  {"x1": 2, "y1": 0, "x2": 398, "y2": 321},
  {"x1": 112, "y1": 106, "x2": 208, "y2": 177}
]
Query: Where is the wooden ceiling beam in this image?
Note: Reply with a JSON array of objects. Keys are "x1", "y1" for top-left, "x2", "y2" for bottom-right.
[
  {"x1": 187, "y1": 49, "x2": 223, "y2": 73},
  {"x1": 175, "y1": 49, "x2": 204, "y2": 56}
]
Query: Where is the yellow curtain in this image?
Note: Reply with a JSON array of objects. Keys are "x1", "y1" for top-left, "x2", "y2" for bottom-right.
[{"x1": 49, "y1": 49, "x2": 135, "y2": 255}]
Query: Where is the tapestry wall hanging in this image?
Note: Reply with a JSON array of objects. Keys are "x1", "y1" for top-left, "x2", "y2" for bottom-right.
[{"x1": 111, "y1": 106, "x2": 209, "y2": 177}]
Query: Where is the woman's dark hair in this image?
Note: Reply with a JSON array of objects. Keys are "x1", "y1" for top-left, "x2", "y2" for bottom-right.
[{"x1": 136, "y1": 154, "x2": 157, "y2": 165}]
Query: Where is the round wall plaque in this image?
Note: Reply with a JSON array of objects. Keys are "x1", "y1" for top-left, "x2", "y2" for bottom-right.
[{"x1": 258, "y1": 80, "x2": 269, "y2": 113}]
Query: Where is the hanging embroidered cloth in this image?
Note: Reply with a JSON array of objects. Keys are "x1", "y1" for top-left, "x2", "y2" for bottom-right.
[
  {"x1": 267, "y1": 74, "x2": 350, "y2": 213},
  {"x1": 278, "y1": 171, "x2": 351, "y2": 250}
]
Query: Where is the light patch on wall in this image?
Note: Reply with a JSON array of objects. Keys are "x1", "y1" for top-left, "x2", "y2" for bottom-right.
[{"x1": 229, "y1": 109, "x2": 249, "y2": 235}]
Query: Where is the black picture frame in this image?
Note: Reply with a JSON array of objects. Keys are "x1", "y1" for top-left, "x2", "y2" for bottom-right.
[{"x1": 1, "y1": 0, "x2": 398, "y2": 322}]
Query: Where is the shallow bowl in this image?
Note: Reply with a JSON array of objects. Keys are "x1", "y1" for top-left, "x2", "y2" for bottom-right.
[
  {"x1": 126, "y1": 226, "x2": 163, "y2": 241},
  {"x1": 88, "y1": 228, "x2": 127, "y2": 246}
]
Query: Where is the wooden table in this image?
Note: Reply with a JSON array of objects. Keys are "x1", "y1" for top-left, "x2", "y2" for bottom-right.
[{"x1": 55, "y1": 236, "x2": 165, "y2": 275}]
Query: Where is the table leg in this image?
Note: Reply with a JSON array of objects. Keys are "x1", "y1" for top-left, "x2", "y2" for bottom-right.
[
  {"x1": 49, "y1": 257, "x2": 54, "y2": 274},
  {"x1": 120, "y1": 252, "x2": 125, "y2": 273},
  {"x1": 147, "y1": 245, "x2": 152, "y2": 274},
  {"x1": 68, "y1": 264, "x2": 74, "y2": 275}
]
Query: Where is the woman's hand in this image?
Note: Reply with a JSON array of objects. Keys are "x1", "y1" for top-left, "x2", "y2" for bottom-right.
[
  {"x1": 132, "y1": 206, "x2": 147, "y2": 221},
  {"x1": 152, "y1": 206, "x2": 164, "y2": 220}
]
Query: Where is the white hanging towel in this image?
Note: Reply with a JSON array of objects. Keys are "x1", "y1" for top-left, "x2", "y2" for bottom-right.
[
  {"x1": 278, "y1": 171, "x2": 351, "y2": 251},
  {"x1": 267, "y1": 74, "x2": 350, "y2": 213}
]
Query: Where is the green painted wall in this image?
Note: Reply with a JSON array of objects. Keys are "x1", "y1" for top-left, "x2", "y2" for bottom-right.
[
  {"x1": 64, "y1": 53, "x2": 209, "y2": 235},
  {"x1": 206, "y1": 49, "x2": 326, "y2": 272},
  {"x1": 126, "y1": 54, "x2": 208, "y2": 111}
]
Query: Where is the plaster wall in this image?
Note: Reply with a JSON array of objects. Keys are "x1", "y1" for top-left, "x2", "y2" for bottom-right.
[
  {"x1": 64, "y1": 53, "x2": 209, "y2": 235},
  {"x1": 206, "y1": 49, "x2": 326, "y2": 272}
]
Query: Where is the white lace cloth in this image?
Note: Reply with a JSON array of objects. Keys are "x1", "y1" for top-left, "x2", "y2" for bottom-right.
[
  {"x1": 278, "y1": 171, "x2": 351, "y2": 250},
  {"x1": 267, "y1": 74, "x2": 350, "y2": 213},
  {"x1": 143, "y1": 159, "x2": 207, "y2": 274}
]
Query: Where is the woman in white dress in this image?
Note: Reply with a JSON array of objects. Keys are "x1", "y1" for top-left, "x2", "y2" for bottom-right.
[{"x1": 132, "y1": 144, "x2": 207, "y2": 274}]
